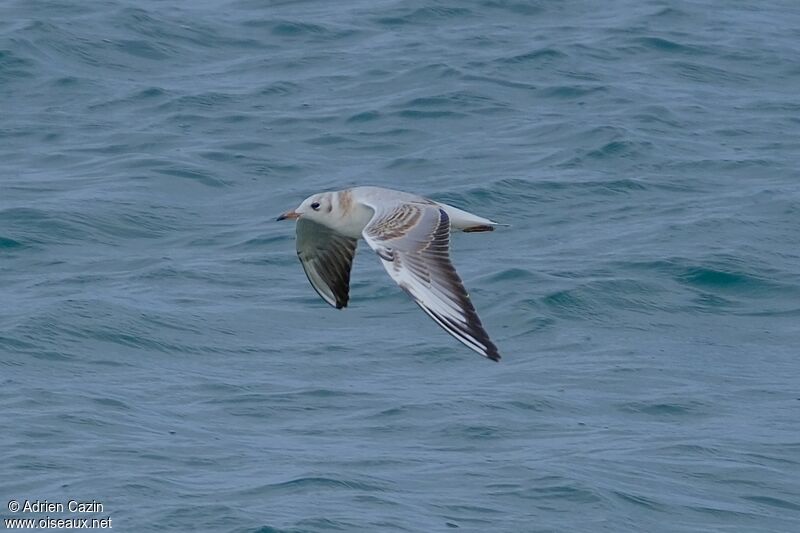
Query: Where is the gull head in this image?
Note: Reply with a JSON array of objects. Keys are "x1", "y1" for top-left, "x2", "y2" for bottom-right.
[{"x1": 277, "y1": 192, "x2": 336, "y2": 222}]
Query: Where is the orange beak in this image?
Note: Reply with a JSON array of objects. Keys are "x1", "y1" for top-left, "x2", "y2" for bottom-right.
[{"x1": 276, "y1": 210, "x2": 300, "y2": 221}]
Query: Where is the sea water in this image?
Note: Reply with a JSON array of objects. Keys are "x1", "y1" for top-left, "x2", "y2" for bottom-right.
[{"x1": 2, "y1": 1, "x2": 799, "y2": 531}]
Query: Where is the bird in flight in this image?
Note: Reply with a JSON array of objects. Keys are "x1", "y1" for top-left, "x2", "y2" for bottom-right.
[{"x1": 277, "y1": 186, "x2": 503, "y2": 361}]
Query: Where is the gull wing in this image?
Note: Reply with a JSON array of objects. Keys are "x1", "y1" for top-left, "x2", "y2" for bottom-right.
[
  {"x1": 361, "y1": 202, "x2": 500, "y2": 361},
  {"x1": 296, "y1": 218, "x2": 358, "y2": 309}
]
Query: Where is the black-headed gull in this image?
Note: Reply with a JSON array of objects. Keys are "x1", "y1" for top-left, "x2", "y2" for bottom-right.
[{"x1": 278, "y1": 186, "x2": 502, "y2": 361}]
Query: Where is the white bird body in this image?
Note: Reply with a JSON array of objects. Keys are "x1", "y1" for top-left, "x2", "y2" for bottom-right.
[
  {"x1": 277, "y1": 186, "x2": 503, "y2": 361},
  {"x1": 318, "y1": 186, "x2": 498, "y2": 239}
]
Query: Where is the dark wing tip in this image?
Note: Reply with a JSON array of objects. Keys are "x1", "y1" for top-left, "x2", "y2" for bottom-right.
[
  {"x1": 462, "y1": 224, "x2": 495, "y2": 233},
  {"x1": 412, "y1": 298, "x2": 502, "y2": 362},
  {"x1": 334, "y1": 281, "x2": 350, "y2": 309},
  {"x1": 469, "y1": 329, "x2": 501, "y2": 362},
  {"x1": 485, "y1": 345, "x2": 501, "y2": 362}
]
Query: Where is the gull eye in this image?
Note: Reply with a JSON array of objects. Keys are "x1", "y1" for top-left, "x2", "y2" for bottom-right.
[{"x1": 310, "y1": 202, "x2": 321, "y2": 211}]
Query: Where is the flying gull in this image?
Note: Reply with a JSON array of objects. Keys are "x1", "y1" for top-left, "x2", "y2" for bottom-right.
[{"x1": 277, "y1": 186, "x2": 502, "y2": 361}]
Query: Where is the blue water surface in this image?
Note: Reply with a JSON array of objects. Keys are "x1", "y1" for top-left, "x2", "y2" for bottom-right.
[{"x1": 2, "y1": 0, "x2": 800, "y2": 531}]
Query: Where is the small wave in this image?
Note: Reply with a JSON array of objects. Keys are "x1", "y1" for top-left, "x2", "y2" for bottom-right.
[
  {"x1": 155, "y1": 166, "x2": 229, "y2": 188},
  {"x1": 498, "y1": 48, "x2": 566, "y2": 65},
  {"x1": 480, "y1": 1, "x2": 544, "y2": 16},
  {"x1": 395, "y1": 109, "x2": 467, "y2": 120},
  {"x1": 0, "y1": 236, "x2": 23, "y2": 248},
  {"x1": 742, "y1": 495, "x2": 800, "y2": 511},
  {"x1": 538, "y1": 84, "x2": 606, "y2": 99},
  {"x1": 268, "y1": 21, "x2": 329, "y2": 36},
  {"x1": 374, "y1": 6, "x2": 473, "y2": 27},
  {"x1": 616, "y1": 400, "x2": 707, "y2": 417},
  {"x1": 678, "y1": 267, "x2": 761, "y2": 288},
  {"x1": 346, "y1": 110, "x2": 381, "y2": 123},
  {"x1": 612, "y1": 490, "x2": 666, "y2": 511},
  {"x1": 269, "y1": 476, "x2": 386, "y2": 493},
  {"x1": 0, "y1": 48, "x2": 36, "y2": 80},
  {"x1": 632, "y1": 36, "x2": 707, "y2": 55}
]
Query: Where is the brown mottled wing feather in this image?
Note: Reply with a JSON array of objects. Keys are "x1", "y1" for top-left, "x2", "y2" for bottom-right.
[
  {"x1": 362, "y1": 203, "x2": 500, "y2": 361},
  {"x1": 296, "y1": 218, "x2": 358, "y2": 309}
]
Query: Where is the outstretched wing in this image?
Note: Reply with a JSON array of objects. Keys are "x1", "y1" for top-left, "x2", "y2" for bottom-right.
[
  {"x1": 296, "y1": 218, "x2": 358, "y2": 309},
  {"x1": 361, "y1": 203, "x2": 500, "y2": 361}
]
